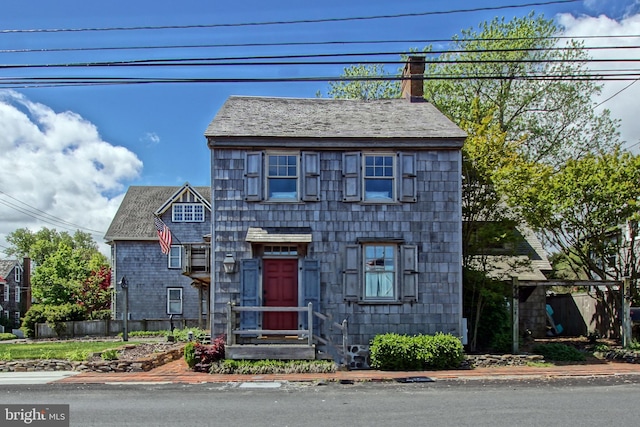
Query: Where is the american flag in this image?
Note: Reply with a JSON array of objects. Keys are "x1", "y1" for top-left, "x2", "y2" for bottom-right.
[{"x1": 154, "y1": 216, "x2": 172, "y2": 255}]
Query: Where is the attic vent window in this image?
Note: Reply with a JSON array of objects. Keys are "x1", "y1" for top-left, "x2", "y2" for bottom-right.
[{"x1": 172, "y1": 204, "x2": 205, "y2": 222}]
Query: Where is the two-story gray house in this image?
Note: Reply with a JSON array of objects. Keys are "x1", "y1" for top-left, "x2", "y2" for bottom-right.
[
  {"x1": 105, "y1": 184, "x2": 212, "y2": 328},
  {"x1": 0, "y1": 259, "x2": 23, "y2": 330},
  {"x1": 203, "y1": 57, "x2": 467, "y2": 361}
]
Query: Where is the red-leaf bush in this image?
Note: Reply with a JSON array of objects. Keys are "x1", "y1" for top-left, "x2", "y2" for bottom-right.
[{"x1": 192, "y1": 335, "x2": 226, "y2": 373}]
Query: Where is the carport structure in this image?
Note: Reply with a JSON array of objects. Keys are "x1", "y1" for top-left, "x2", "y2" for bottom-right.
[{"x1": 510, "y1": 277, "x2": 633, "y2": 353}]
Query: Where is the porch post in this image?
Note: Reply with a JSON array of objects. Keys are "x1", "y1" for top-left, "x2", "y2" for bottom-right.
[
  {"x1": 512, "y1": 276, "x2": 519, "y2": 354},
  {"x1": 307, "y1": 302, "x2": 313, "y2": 346}
]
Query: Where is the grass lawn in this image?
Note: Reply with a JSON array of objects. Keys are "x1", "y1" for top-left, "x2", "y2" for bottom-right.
[{"x1": 0, "y1": 341, "x2": 140, "y2": 362}]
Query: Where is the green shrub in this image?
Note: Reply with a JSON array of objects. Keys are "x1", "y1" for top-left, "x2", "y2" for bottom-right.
[
  {"x1": 101, "y1": 349, "x2": 119, "y2": 361},
  {"x1": 0, "y1": 333, "x2": 18, "y2": 341},
  {"x1": 369, "y1": 332, "x2": 465, "y2": 371},
  {"x1": 45, "y1": 303, "x2": 87, "y2": 337},
  {"x1": 88, "y1": 310, "x2": 112, "y2": 320},
  {"x1": 20, "y1": 304, "x2": 47, "y2": 338},
  {"x1": 119, "y1": 331, "x2": 166, "y2": 338},
  {"x1": 168, "y1": 327, "x2": 209, "y2": 343},
  {"x1": 184, "y1": 342, "x2": 197, "y2": 368},
  {"x1": 210, "y1": 359, "x2": 336, "y2": 375},
  {"x1": 532, "y1": 343, "x2": 586, "y2": 362},
  {"x1": 65, "y1": 349, "x2": 91, "y2": 362},
  {"x1": 626, "y1": 340, "x2": 640, "y2": 351}
]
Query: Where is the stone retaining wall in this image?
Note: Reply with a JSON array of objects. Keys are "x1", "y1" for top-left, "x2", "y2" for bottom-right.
[{"x1": 0, "y1": 347, "x2": 184, "y2": 373}]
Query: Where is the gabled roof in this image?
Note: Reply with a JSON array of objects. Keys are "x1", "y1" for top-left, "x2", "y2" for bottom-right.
[
  {"x1": 471, "y1": 225, "x2": 553, "y2": 281},
  {"x1": 154, "y1": 183, "x2": 211, "y2": 216},
  {"x1": 104, "y1": 185, "x2": 210, "y2": 242},
  {"x1": 0, "y1": 259, "x2": 20, "y2": 283},
  {"x1": 205, "y1": 96, "x2": 467, "y2": 146}
]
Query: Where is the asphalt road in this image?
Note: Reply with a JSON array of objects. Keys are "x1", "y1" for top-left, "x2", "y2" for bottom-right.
[{"x1": 1, "y1": 376, "x2": 640, "y2": 427}]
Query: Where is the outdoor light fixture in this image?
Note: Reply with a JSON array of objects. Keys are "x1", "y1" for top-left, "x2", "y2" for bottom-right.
[{"x1": 222, "y1": 253, "x2": 236, "y2": 274}]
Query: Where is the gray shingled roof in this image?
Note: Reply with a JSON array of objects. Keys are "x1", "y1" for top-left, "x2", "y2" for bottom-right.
[
  {"x1": 0, "y1": 259, "x2": 18, "y2": 282},
  {"x1": 104, "y1": 186, "x2": 210, "y2": 241},
  {"x1": 205, "y1": 96, "x2": 467, "y2": 140}
]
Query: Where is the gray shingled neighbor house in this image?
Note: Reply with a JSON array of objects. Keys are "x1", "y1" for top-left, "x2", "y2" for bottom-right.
[
  {"x1": 202, "y1": 57, "x2": 468, "y2": 362},
  {"x1": 105, "y1": 184, "x2": 212, "y2": 328}
]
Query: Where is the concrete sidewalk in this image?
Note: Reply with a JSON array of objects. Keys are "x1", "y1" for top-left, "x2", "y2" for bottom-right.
[{"x1": 53, "y1": 358, "x2": 640, "y2": 385}]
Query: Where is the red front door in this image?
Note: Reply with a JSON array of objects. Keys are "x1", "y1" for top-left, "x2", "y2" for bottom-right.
[{"x1": 263, "y1": 258, "x2": 298, "y2": 331}]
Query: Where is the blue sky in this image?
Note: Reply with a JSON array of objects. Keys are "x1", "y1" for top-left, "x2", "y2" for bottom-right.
[{"x1": 1, "y1": 0, "x2": 639, "y2": 252}]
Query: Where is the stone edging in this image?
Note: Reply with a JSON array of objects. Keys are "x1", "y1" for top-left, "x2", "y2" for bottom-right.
[{"x1": 0, "y1": 347, "x2": 184, "y2": 373}]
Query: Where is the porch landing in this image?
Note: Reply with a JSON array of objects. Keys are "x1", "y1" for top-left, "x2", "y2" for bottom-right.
[{"x1": 225, "y1": 344, "x2": 316, "y2": 360}]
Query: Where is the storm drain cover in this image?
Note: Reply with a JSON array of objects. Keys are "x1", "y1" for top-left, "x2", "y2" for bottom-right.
[{"x1": 395, "y1": 376, "x2": 435, "y2": 383}]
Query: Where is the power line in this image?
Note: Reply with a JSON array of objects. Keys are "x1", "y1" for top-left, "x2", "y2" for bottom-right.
[
  {"x1": 3, "y1": 34, "x2": 639, "y2": 55},
  {"x1": 594, "y1": 79, "x2": 640, "y2": 109},
  {"x1": 0, "y1": 190, "x2": 105, "y2": 235},
  {"x1": 0, "y1": 1, "x2": 580, "y2": 34}
]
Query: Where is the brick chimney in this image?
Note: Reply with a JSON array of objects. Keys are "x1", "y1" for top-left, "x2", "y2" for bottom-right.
[{"x1": 401, "y1": 56, "x2": 426, "y2": 102}]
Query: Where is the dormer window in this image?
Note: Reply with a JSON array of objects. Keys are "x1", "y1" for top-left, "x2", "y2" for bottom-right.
[{"x1": 172, "y1": 203, "x2": 205, "y2": 222}]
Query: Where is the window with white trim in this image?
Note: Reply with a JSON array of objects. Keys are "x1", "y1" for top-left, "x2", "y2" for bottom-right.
[
  {"x1": 172, "y1": 204, "x2": 205, "y2": 222},
  {"x1": 4, "y1": 285, "x2": 9, "y2": 301},
  {"x1": 4, "y1": 310, "x2": 9, "y2": 320},
  {"x1": 14, "y1": 311, "x2": 20, "y2": 326},
  {"x1": 343, "y1": 243, "x2": 418, "y2": 303},
  {"x1": 364, "y1": 154, "x2": 395, "y2": 202},
  {"x1": 167, "y1": 288, "x2": 183, "y2": 315},
  {"x1": 15, "y1": 266, "x2": 22, "y2": 283},
  {"x1": 364, "y1": 244, "x2": 396, "y2": 299},
  {"x1": 267, "y1": 153, "x2": 299, "y2": 201},
  {"x1": 15, "y1": 286, "x2": 20, "y2": 303},
  {"x1": 168, "y1": 246, "x2": 182, "y2": 269},
  {"x1": 244, "y1": 151, "x2": 320, "y2": 202},
  {"x1": 342, "y1": 152, "x2": 416, "y2": 203}
]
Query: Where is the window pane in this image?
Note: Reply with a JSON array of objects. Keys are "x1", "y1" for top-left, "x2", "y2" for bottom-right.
[
  {"x1": 268, "y1": 178, "x2": 297, "y2": 199},
  {"x1": 364, "y1": 245, "x2": 395, "y2": 299},
  {"x1": 365, "y1": 179, "x2": 393, "y2": 200},
  {"x1": 169, "y1": 246, "x2": 181, "y2": 268}
]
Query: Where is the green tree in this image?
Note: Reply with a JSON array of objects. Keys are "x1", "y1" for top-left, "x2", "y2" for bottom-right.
[
  {"x1": 501, "y1": 148, "x2": 640, "y2": 285},
  {"x1": 321, "y1": 64, "x2": 400, "y2": 100},
  {"x1": 423, "y1": 12, "x2": 620, "y2": 166},
  {"x1": 5, "y1": 227, "x2": 100, "y2": 266},
  {"x1": 5, "y1": 227, "x2": 110, "y2": 317}
]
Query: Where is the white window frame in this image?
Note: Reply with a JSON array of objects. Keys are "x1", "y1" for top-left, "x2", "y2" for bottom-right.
[
  {"x1": 14, "y1": 266, "x2": 22, "y2": 283},
  {"x1": 167, "y1": 288, "x2": 183, "y2": 315},
  {"x1": 362, "y1": 243, "x2": 397, "y2": 301},
  {"x1": 168, "y1": 245, "x2": 182, "y2": 269},
  {"x1": 4, "y1": 310, "x2": 9, "y2": 320},
  {"x1": 172, "y1": 204, "x2": 205, "y2": 222},
  {"x1": 15, "y1": 286, "x2": 20, "y2": 303},
  {"x1": 14, "y1": 311, "x2": 20, "y2": 326},
  {"x1": 363, "y1": 153, "x2": 396, "y2": 202},
  {"x1": 4, "y1": 285, "x2": 9, "y2": 301},
  {"x1": 266, "y1": 152, "x2": 299, "y2": 201}
]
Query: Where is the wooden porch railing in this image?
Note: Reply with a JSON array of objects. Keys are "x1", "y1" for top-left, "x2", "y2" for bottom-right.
[{"x1": 227, "y1": 302, "x2": 314, "y2": 347}]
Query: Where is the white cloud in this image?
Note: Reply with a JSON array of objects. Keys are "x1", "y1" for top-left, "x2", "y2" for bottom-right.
[
  {"x1": 558, "y1": 12, "x2": 640, "y2": 151},
  {"x1": 0, "y1": 90, "x2": 143, "y2": 255},
  {"x1": 141, "y1": 132, "x2": 160, "y2": 145}
]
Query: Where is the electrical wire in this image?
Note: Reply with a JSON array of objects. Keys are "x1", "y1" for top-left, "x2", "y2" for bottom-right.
[
  {"x1": 3, "y1": 34, "x2": 638, "y2": 55},
  {"x1": 0, "y1": 191, "x2": 105, "y2": 235},
  {"x1": 0, "y1": 0, "x2": 581, "y2": 34}
]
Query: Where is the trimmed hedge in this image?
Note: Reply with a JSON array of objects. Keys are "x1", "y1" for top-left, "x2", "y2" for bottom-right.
[{"x1": 369, "y1": 332, "x2": 465, "y2": 371}]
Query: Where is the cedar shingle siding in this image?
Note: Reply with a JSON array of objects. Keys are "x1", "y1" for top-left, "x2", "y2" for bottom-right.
[{"x1": 205, "y1": 96, "x2": 466, "y2": 347}]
